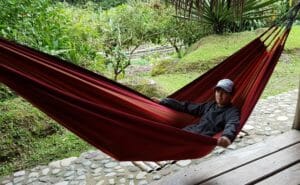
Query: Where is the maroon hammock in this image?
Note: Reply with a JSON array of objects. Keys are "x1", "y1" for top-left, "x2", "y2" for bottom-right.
[{"x1": 0, "y1": 6, "x2": 299, "y2": 161}]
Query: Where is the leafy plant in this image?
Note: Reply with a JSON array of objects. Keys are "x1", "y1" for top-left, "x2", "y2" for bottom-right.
[
  {"x1": 0, "y1": 1, "x2": 102, "y2": 70},
  {"x1": 169, "y1": 0, "x2": 279, "y2": 34},
  {"x1": 99, "y1": 2, "x2": 163, "y2": 80},
  {"x1": 54, "y1": 0, "x2": 127, "y2": 9},
  {"x1": 0, "y1": 84, "x2": 16, "y2": 101},
  {"x1": 161, "y1": 16, "x2": 211, "y2": 57}
]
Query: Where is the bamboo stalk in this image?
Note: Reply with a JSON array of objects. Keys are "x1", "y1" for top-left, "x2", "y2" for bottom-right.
[
  {"x1": 132, "y1": 161, "x2": 153, "y2": 172},
  {"x1": 145, "y1": 162, "x2": 162, "y2": 170},
  {"x1": 293, "y1": 77, "x2": 300, "y2": 130}
]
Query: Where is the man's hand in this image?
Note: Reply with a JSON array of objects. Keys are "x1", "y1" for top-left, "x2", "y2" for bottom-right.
[
  {"x1": 151, "y1": 97, "x2": 161, "y2": 103},
  {"x1": 217, "y1": 136, "x2": 231, "y2": 148}
]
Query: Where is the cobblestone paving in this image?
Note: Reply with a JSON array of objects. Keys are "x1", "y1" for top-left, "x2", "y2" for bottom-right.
[{"x1": 0, "y1": 89, "x2": 298, "y2": 185}]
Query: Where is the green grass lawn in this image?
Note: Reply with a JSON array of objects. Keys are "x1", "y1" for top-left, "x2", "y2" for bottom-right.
[
  {"x1": 152, "y1": 25, "x2": 300, "y2": 97},
  {"x1": 181, "y1": 25, "x2": 300, "y2": 63},
  {"x1": 262, "y1": 53, "x2": 300, "y2": 98},
  {"x1": 152, "y1": 53, "x2": 300, "y2": 97},
  {"x1": 285, "y1": 25, "x2": 300, "y2": 50},
  {"x1": 152, "y1": 73, "x2": 199, "y2": 94},
  {"x1": 181, "y1": 30, "x2": 261, "y2": 63}
]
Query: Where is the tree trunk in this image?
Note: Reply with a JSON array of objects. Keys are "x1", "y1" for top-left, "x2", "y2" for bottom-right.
[
  {"x1": 168, "y1": 38, "x2": 182, "y2": 58},
  {"x1": 293, "y1": 78, "x2": 300, "y2": 130},
  {"x1": 174, "y1": 44, "x2": 182, "y2": 58}
]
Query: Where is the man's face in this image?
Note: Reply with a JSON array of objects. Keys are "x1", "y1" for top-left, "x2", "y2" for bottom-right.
[{"x1": 215, "y1": 88, "x2": 232, "y2": 107}]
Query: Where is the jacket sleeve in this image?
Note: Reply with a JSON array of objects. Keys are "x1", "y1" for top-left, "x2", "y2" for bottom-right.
[
  {"x1": 160, "y1": 98, "x2": 207, "y2": 116},
  {"x1": 222, "y1": 107, "x2": 240, "y2": 141}
]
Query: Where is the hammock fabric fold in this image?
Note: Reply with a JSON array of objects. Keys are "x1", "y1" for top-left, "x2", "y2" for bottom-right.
[{"x1": 0, "y1": 4, "x2": 299, "y2": 161}]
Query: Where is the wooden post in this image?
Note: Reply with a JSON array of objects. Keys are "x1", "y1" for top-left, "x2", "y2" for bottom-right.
[{"x1": 293, "y1": 78, "x2": 300, "y2": 130}]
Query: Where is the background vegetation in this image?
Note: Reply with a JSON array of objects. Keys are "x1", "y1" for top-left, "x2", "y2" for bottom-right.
[{"x1": 0, "y1": 0, "x2": 299, "y2": 178}]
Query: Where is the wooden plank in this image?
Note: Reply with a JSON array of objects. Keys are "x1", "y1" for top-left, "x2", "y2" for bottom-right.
[
  {"x1": 256, "y1": 162, "x2": 300, "y2": 185},
  {"x1": 201, "y1": 143, "x2": 300, "y2": 185},
  {"x1": 151, "y1": 130, "x2": 300, "y2": 185}
]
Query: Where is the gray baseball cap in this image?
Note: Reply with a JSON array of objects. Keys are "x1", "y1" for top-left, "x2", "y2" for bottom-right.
[{"x1": 215, "y1": 79, "x2": 234, "y2": 93}]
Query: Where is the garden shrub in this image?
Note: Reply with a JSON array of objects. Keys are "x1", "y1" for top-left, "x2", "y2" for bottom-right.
[
  {"x1": 0, "y1": 85, "x2": 16, "y2": 102},
  {"x1": 121, "y1": 78, "x2": 168, "y2": 98},
  {"x1": 151, "y1": 58, "x2": 178, "y2": 76},
  {"x1": 151, "y1": 57, "x2": 221, "y2": 76}
]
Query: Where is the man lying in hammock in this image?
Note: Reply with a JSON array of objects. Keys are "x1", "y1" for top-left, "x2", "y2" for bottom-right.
[{"x1": 153, "y1": 79, "x2": 240, "y2": 148}]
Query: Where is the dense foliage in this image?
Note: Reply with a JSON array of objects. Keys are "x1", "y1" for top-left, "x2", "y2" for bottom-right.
[
  {"x1": 0, "y1": 85, "x2": 16, "y2": 101},
  {"x1": 170, "y1": 0, "x2": 287, "y2": 34},
  {"x1": 56, "y1": 0, "x2": 127, "y2": 9},
  {"x1": 0, "y1": 0, "x2": 101, "y2": 68},
  {"x1": 0, "y1": 0, "x2": 208, "y2": 79}
]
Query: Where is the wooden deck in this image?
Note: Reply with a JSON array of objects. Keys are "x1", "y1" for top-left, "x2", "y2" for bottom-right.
[{"x1": 152, "y1": 130, "x2": 300, "y2": 185}]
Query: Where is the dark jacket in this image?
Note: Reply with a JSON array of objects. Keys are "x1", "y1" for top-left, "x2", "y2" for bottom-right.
[{"x1": 160, "y1": 98, "x2": 240, "y2": 141}]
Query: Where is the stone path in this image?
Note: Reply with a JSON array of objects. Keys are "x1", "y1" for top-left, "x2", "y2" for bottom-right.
[{"x1": 0, "y1": 89, "x2": 298, "y2": 185}]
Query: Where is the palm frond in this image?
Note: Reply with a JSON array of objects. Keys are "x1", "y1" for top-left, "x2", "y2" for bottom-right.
[
  {"x1": 167, "y1": 0, "x2": 278, "y2": 33},
  {"x1": 168, "y1": 0, "x2": 247, "y2": 19}
]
